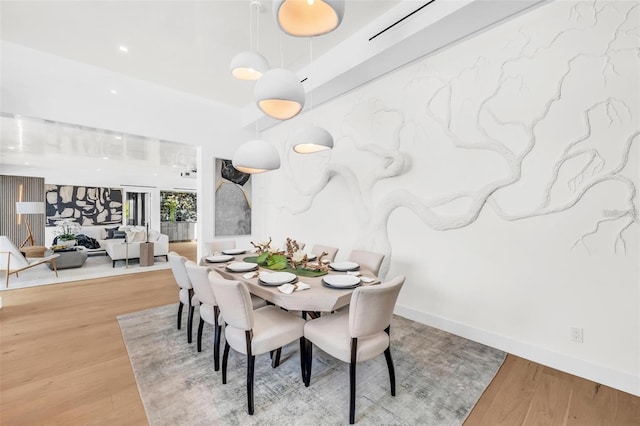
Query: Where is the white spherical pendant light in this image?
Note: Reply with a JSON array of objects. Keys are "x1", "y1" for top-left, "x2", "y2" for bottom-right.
[
  {"x1": 293, "y1": 126, "x2": 334, "y2": 153},
  {"x1": 273, "y1": 0, "x2": 345, "y2": 37},
  {"x1": 232, "y1": 139, "x2": 281, "y2": 174},
  {"x1": 254, "y1": 68, "x2": 305, "y2": 120},
  {"x1": 230, "y1": 51, "x2": 269, "y2": 80}
]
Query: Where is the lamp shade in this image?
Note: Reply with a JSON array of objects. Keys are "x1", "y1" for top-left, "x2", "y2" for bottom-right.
[
  {"x1": 229, "y1": 51, "x2": 269, "y2": 80},
  {"x1": 15, "y1": 201, "x2": 45, "y2": 214},
  {"x1": 293, "y1": 126, "x2": 334, "y2": 153},
  {"x1": 232, "y1": 139, "x2": 281, "y2": 174},
  {"x1": 254, "y1": 68, "x2": 305, "y2": 120},
  {"x1": 273, "y1": 0, "x2": 345, "y2": 37}
]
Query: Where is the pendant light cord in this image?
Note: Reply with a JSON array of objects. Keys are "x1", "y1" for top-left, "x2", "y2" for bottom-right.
[
  {"x1": 279, "y1": 32, "x2": 284, "y2": 68},
  {"x1": 255, "y1": 2, "x2": 260, "y2": 53},
  {"x1": 249, "y1": 1, "x2": 253, "y2": 51},
  {"x1": 309, "y1": 37, "x2": 314, "y2": 125}
]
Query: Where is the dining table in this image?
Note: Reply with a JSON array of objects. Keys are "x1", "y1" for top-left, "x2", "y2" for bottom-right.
[{"x1": 203, "y1": 253, "x2": 380, "y2": 313}]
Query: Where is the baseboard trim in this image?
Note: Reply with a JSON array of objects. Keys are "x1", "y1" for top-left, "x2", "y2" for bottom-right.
[{"x1": 395, "y1": 304, "x2": 640, "y2": 397}]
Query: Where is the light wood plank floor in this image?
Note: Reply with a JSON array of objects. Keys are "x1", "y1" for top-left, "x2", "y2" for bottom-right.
[{"x1": 1, "y1": 242, "x2": 638, "y2": 425}]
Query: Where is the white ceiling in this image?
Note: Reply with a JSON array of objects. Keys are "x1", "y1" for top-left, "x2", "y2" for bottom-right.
[
  {"x1": 0, "y1": 0, "x2": 399, "y2": 186},
  {"x1": 0, "y1": 0, "x2": 400, "y2": 108}
]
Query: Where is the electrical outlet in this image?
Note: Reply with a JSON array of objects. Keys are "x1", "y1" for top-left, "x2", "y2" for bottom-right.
[{"x1": 570, "y1": 327, "x2": 583, "y2": 343}]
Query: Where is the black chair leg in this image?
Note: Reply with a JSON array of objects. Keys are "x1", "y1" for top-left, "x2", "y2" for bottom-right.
[
  {"x1": 177, "y1": 302, "x2": 184, "y2": 330},
  {"x1": 271, "y1": 347, "x2": 282, "y2": 368},
  {"x1": 222, "y1": 341, "x2": 230, "y2": 384},
  {"x1": 245, "y1": 330, "x2": 255, "y2": 415},
  {"x1": 197, "y1": 318, "x2": 204, "y2": 352},
  {"x1": 384, "y1": 346, "x2": 396, "y2": 396},
  {"x1": 247, "y1": 354, "x2": 256, "y2": 415},
  {"x1": 304, "y1": 340, "x2": 312, "y2": 387},
  {"x1": 187, "y1": 305, "x2": 194, "y2": 343},
  {"x1": 299, "y1": 337, "x2": 306, "y2": 382},
  {"x1": 349, "y1": 338, "x2": 358, "y2": 425},
  {"x1": 213, "y1": 307, "x2": 221, "y2": 371}
]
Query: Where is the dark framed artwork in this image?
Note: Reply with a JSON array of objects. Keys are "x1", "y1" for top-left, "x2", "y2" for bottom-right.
[
  {"x1": 45, "y1": 184, "x2": 123, "y2": 226},
  {"x1": 215, "y1": 158, "x2": 251, "y2": 236}
]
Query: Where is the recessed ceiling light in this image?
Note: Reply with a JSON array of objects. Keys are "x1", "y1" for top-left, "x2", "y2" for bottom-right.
[
  {"x1": 7, "y1": 146, "x2": 15, "y2": 150},
  {"x1": 24, "y1": 162, "x2": 30, "y2": 165},
  {"x1": 172, "y1": 165, "x2": 177, "y2": 168},
  {"x1": 115, "y1": 136, "x2": 122, "y2": 140},
  {"x1": 110, "y1": 89, "x2": 118, "y2": 95},
  {"x1": 103, "y1": 157, "x2": 109, "y2": 160},
  {"x1": 119, "y1": 45, "x2": 129, "y2": 53}
]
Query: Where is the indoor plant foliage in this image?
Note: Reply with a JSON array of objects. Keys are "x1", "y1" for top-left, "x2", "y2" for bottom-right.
[
  {"x1": 251, "y1": 237, "x2": 288, "y2": 270},
  {"x1": 55, "y1": 219, "x2": 80, "y2": 241},
  {"x1": 250, "y1": 237, "x2": 327, "y2": 272}
]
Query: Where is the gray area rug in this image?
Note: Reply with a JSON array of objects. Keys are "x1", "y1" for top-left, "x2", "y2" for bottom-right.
[{"x1": 118, "y1": 304, "x2": 505, "y2": 425}]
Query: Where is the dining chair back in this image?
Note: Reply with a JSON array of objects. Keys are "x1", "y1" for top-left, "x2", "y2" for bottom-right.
[
  {"x1": 348, "y1": 249, "x2": 385, "y2": 276},
  {"x1": 168, "y1": 251, "x2": 198, "y2": 344},
  {"x1": 311, "y1": 244, "x2": 338, "y2": 262},
  {"x1": 185, "y1": 261, "x2": 225, "y2": 370},
  {"x1": 303, "y1": 275, "x2": 405, "y2": 424},
  {"x1": 210, "y1": 276, "x2": 306, "y2": 416},
  {"x1": 205, "y1": 239, "x2": 236, "y2": 255}
]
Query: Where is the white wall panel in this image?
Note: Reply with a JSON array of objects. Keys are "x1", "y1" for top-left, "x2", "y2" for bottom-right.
[{"x1": 261, "y1": 0, "x2": 640, "y2": 395}]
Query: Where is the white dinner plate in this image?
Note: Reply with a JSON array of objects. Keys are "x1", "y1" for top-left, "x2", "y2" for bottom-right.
[
  {"x1": 323, "y1": 274, "x2": 361, "y2": 288},
  {"x1": 222, "y1": 248, "x2": 246, "y2": 255},
  {"x1": 226, "y1": 262, "x2": 258, "y2": 272},
  {"x1": 329, "y1": 261, "x2": 360, "y2": 272},
  {"x1": 259, "y1": 272, "x2": 297, "y2": 286},
  {"x1": 205, "y1": 254, "x2": 234, "y2": 263}
]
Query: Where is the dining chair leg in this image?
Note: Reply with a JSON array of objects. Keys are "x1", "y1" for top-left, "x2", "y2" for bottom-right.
[
  {"x1": 304, "y1": 340, "x2": 312, "y2": 387},
  {"x1": 349, "y1": 338, "x2": 358, "y2": 425},
  {"x1": 245, "y1": 331, "x2": 255, "y2": 415},
  {"x1": 222, "y1": 341, "x2": 230, "y2": 384},
  {"x1": 176, "y1": 302, "x2": 184, "y2": 330},
  {"x1": 187, "y1": 304, "x2": 194, "y2": 343},
  {"x1": 384, "y1": 347, "x2": 396, "y2": 396},
  {"x1": 213, "y1": 306, "x2": 221, "y2": 371},
  {"x1": 197, "y1": 318, "x2": 204, "y2": 352},
  {"x1": 384, "y1": 326, "x2": 395, "y2": 395},
  {"x1": 271, "y1": 347, "x2": 282, "y2": 368},
  {"x1": 299, "y1": 337, "x2": 306, "y2": 382}
]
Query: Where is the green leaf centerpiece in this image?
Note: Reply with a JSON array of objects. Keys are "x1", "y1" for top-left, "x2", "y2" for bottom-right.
[{"x1": 246, "y1": 237, "x2": 328, "y2": 277}]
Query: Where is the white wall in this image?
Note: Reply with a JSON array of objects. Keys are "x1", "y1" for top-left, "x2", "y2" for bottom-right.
[{"x1": 260, "y1": 0, "x2": 640, "y2": 395}]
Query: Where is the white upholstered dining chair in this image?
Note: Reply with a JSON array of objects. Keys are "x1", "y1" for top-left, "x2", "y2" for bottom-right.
[
  {"x1": 311, "y1": 244, "x2": 339, "y2": 262},
  {"x1": 184, "y1": 261, "x2": 267, "y2": 371},
  {"x1": 210, "y1": 276, "x2": 306, "y2": 415},
  {"x1": 348, "y1": 249, "x2": 385, "y2": 276},
  {"x1": 303, "y1": 275, "x2": 405, "y2": 424},
  {"x1": 200, "y1": 239, "x2": 237, "y2": 266},
  {"x1": 168, "y1": 252, "x2": 199, "y2": 344},
  {"x1": 205, "y1": 239, "x2": 236, "y2": 255}
]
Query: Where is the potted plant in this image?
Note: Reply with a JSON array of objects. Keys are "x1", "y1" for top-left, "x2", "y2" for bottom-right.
[{"x1": 54, "y1": 219, "x2": 80, "y2": 248}]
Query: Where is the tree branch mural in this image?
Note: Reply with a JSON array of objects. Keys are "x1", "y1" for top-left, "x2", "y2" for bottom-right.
[{"x1": 277, "y1": 1, "x2": 638, "y2": 277}]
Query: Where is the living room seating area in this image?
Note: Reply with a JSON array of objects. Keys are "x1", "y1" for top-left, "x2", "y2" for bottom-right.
[{"x1": 45, "y1": 225, "x2": 169, "y2": 268}]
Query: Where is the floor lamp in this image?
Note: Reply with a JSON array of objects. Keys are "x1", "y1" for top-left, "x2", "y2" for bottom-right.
[{"x1": 16, "y1": 201, "x2": 45, "y2": 248}]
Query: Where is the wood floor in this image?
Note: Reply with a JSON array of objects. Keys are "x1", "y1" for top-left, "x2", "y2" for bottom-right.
[{"x1": 1, "y1": 242, "x2": 638, "y2": 425}]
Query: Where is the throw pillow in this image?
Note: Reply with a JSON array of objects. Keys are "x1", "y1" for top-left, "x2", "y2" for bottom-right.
[
  {"x1": 107, "y1": 230, "x2": 126, "y2": 240},
  {"x1": 105, "y1": 226, "x2": 119, "y2": 239}
]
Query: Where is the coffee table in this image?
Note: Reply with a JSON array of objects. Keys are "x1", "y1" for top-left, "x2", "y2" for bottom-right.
[{"x1": 47, "y1": 247, "x2": 88, "y2": 270}]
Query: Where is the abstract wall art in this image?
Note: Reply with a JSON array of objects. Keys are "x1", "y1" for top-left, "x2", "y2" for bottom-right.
[
  {"x1": 214, "y1": 158, "x2": 252, "y2": 236},
  {"x1": 45, "y1": 184, "x2": 123, "y2": 226}
]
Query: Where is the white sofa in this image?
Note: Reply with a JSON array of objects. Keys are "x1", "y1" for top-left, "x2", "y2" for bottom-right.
[{"x1": 45, "y1": 225, "x2": 169, "y2": 267}]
